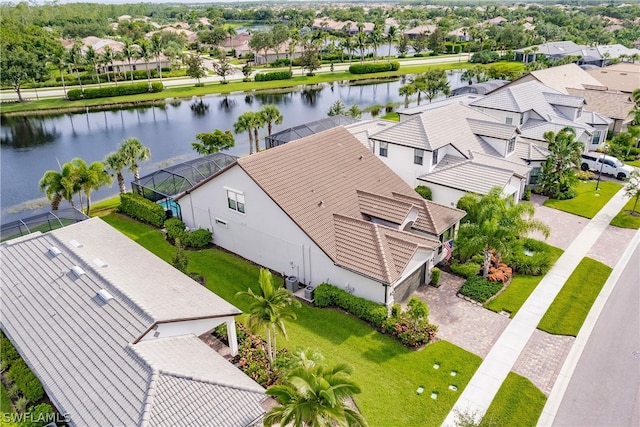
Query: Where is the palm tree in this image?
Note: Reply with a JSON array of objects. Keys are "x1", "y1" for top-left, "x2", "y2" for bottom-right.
[
  {"x1": 70, "y1": 158, "x2": 112, "y2": 216},
  {"x1": 84, "y1": 46, "x2": 101, "y2": 87},
  {"x1": 150, "y1": 33, "x2": 166, "y2": 80},
  {"x1": 38, "y1": 162, "x2": 77, "y2": 210},
  {"x1": 252, "y1": 112, "x2": 266, "y2": 153},
  {"x1": 67, "y1": 41, "x2": 85, "y2": 92},
  {"x1": 386, "y1": 25, "x2": 398, "y2": 62},
  {"x1": 48, "y1": 53, "x2": 68, "y2": 98},
  {"x1": 234, "y1": 112, "x2": 258, "y2": 155},
  {"x1": 226, "y1": 26, "x2": 237, "y2": 55},
  {"x1": 122, "y1": 40, "x2": 138, "y2": 82},
  {"x1": 119, "y1": 137, "x2": 151, "y2": 181},
  {"x1": 288, "y1": 29, "x2": 301, "y2": 74},
  {"x1": 236, "y1": 269, "x2": 300, "y2": 367},
  {"x1": 399, "y1": 83, "x2": 417, "y2": 108},
  {"x1": 101, "y1": 46, "x2": 117, "y2": 86},
  {"x1": 540, "y1": 127, "x2": 583, "y2": 199},
  {"x1": 260, "y1": 105, "x2": 284, "y2": 137},
  {"x1": 137, "y1": 41, "x2": 153, "y2": 89},
  {"x1": 104, "y1": 151, "x2": 127, "y2": 193},
  {"x1": 356, "y1": 26, "x2": 368, "y2": 64},
  {"x1": 327, "y1": 100, "x2": 347, "y2": 116},
  {"x1": 339, "y1": 36, "x2": 354, "y2": 65},
  {"x1": 368, "y1": 24, "x2": 384, "y2": 62},
  {"x1": 264, "y1": 350, "x2": 367, "y2": 427},
  {"x1": 457, "y1": 188, "x2": 550, "y2": 278}
]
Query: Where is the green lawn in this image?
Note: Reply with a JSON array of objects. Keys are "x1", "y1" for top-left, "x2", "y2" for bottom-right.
[
  {"x1": 538, "y1": 257, "x2": 611, "y2": 336},
  {"x1": 610, "y1": 197, "x2": 640, "y2": 229},
  {"x1": 486, "y1": 245, "x2": 564, "y2": 318},
  {"x1": 543, "y1": 180, "x2": 622, "y2": 219},
  {"x1": 480, "y1": 372, "x2": 546, "y2": 427},
  {"x1": 380, "y1": 112, "x2": 400, "y2": 121},
  {"x1": 0, "y1": 381, "x2": 13, "y2": 414},
  {"x1": 101, "y1": 213, "x2": 482, "y2": 425},
  {"x1": 625, "y1": 159, "x2": 640, "y2": 168}
]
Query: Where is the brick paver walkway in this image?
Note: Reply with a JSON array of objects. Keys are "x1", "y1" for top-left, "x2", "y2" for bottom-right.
[
  {"x1": 416, "y1": 271, "x2": 510, "y2": 358},
  {"x1": 513, "y1": 330, "x2": 575, "y2": 396}
]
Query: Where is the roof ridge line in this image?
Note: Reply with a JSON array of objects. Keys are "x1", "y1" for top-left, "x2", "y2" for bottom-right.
[
  {"x1": 371, "y1": 223, "x2": 394, "y2": 283},
  {"x1": 156, "y1": 369, "x2": 265, "y2": 394}
]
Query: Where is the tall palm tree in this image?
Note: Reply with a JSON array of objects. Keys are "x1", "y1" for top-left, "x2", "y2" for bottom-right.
[
  {"x1": 104, "y1": 151, "x2": 127, "y2": 193},
  {"x1": 119, "y1": 137, "x2": 151, "y2": 181},
  {"x1": 234, "y1": 111, "x2": 258, "y2": 155},
  {"x1": 356, "y1": 26, "x2": 368, "y2": 64},
  {"x1": 260, "y1": 105, "x2": 284, "y2": 137},
  {"x1": 70, "y1": 158, "x2": 112, "y2": 216},
  {"x1": 458, "y1": 188, "x2": 550, "y2": 278},
  {"x1": 226, "y1": 26, "x2": 237, "y2": 55},
  {"x1": 84, "y1": 46, "x2": 101, "y2": 87},
  {"x1": 137, "y1": 41, "x2": 153, "y2": 89},
  {"x1": 264, "y1": 351, "x2": 367, "y2": 427},
  {"x1": 386, "y1": 25, "x2": 398, "y2": 62},
  {"x1": 101, "y1": 46, "x2": 116, "y2": 85},
  {"x1": 368, "y1": 24, "x2": 384, "y2": 62},
  {"x1": 38, "y1": 162, "x2": 77, "y2": 210},
  {"x1": 540, "y1": 127, "x2": 583, "y2": 199},
  {"x1": 252, "y1": 112, "x2": 266, "y2": 153},
  {"x1": 67, "y1": 41, "x2": 85, "y2": 92},
  {"x1": 48, "y1": 53, "x2": 68, "y2": 98},
  {"x1": 399, "y1": 83, "x2": 416, "y2": 108},
  {"x1": 121, "y1": 40, "x2": 138, "y2": 82},
  {"x1": 236, "y1": 269, "x2": 300, "y2": 367},
  {"x1": 150, "y1": 33, "x2": 166, "y2": 80},
  {"x1": 288, "y1": 29, "x2": 301, "y2": 75}
]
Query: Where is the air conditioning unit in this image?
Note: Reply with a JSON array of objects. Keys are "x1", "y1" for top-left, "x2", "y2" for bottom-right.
[{"x1": 285, "y1": 276, "x2": 299, "y2": 292}]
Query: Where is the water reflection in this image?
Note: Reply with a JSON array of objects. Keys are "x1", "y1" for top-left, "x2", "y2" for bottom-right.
[
  {"x1": 0, "y1": 116, "x2": 60, "y2": 149},
  {"x1": 219, "y1": 96, "x2": 235, "y2": 113},
  {"x1": 190, "y1": 99, "x2": 210, "y2": 116},
  {"x1": 300, "y1": 87, "x2": 322, "y2": 106},
  {"x1": 253, "y1": 91, "x2": 293, "y2": 105}
]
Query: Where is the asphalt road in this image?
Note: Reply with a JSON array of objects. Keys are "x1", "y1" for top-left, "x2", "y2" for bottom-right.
[
  {"x1": 0, "y1": 53, "x2": 471, "y2": 102},
  {"x1": 552, "y1": 245, "x2": 640, "y2": 427}
]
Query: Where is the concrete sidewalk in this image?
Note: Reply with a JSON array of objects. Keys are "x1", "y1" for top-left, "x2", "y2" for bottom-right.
[{"x1": 442, "y1": 188, "x2": 632, "y2": 426}]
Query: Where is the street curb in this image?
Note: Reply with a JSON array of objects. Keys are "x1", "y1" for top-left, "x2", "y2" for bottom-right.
[{"x1": 537, "y1": 227, "x2": 640, "y2": 427}]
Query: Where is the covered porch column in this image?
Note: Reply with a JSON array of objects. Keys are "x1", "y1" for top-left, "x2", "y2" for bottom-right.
[{"x1": 225, "y1": 318, "x2": 238, "y2": 356}]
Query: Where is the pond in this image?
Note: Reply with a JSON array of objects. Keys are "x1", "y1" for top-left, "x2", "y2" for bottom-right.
[{"x1": 1, "y1": 71, "x2": 465, "y2": 222}]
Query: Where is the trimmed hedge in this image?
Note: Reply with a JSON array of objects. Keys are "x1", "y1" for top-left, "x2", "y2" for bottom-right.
[
  {"x1": 430, "y1": 267, "x2": 440, "y2": 286},
  {"x1": 415, "y1": 185, "x2": 432, "y2": 201},
  {"x1": 450, "y1": 261, "x2": 481, "y2": 278},
  {"x1": 348, "y1": 61, "x2": 400, "y2": 74},
  {"x1": 119, "y1": 193, "x2": 165, "y2": 227},
  {"x1": 314, "y1": 283, "x2": 387, "y2": 328},
  {"x1": 164, "y1": 218, "x2": 212, "y2": 249},
  {"x1": 83, "y1": 82, "x2": 163, "y2": 99},
  {"x1": 255, "y1": 71, "x2": 292, "y2": 82},
  {"x1": 458, "y1": 276, "x2": 503, "y2": 303},
  {"x1": 67, "y1": 89, "x2": 82, "y2": 101}
]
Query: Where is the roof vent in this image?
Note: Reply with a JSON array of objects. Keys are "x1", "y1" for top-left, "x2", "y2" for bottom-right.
[
  {"x1": 49, "y1": 246, "x2": 62, "y2": 256},
  {"x1": 93, "y1": 258, "x2": 107, "y2": 268},
  {"x1": 318, "y1": 200, "x2": 325, "y2": 207},
  {"x1": 359, "y1": 154, "x2": 364, "y2": 160},
  {"x1": 69, "y1": 239, "x2": 83, "y2": 248},
  {"x1": 97, "y1": 289, "x2": 114, "y2": 303},
  {"x1": 71, "y1": 265, "x2": 86, "y2": 277}
]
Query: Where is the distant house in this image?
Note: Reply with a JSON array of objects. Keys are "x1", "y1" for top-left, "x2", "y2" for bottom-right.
[
  {"x1": 470, "y1": 81, "x2": 612, "y2": 152},
  {"x1": 264, "y1": 116, "x2": 359, "y2": 148},
  {"x1": 451, "y1": 79, "x2": 509, "y2": 96},
  {"x1": 587, "y1": 62, "x2": 640, "y2": 94},
  {"x1": 347, "y1": 103, "x2": 531, "y2": 206},
  {"x1": 404, "y1": 25, "x2": 437, "y2": 40},
  {"x1": 578, "y1": 44, "x2": 640, "y2": 67},
  {"x1": 0, "y1": 218, "x2": 267, "y2": 426},
  {"x1": 501, "y1": 64, "x2": 606, "y2": 94},
  {"x1": 515, "y1": 41, "x2": 587, "y2": 63},
  {"x1": 253, "y1": 41, "x2": 305, "y2": 65},
  {"x1": 220, "y1": 33, "x2": 252, "y2": 58},
  {"x1": 176, "y1": 127, "x2": 465, "y2": 306}
]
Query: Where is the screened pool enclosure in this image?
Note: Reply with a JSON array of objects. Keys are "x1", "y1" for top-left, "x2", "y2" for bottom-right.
[{"x1": 132, "y1": 153, "x2": 237, "y2": 220}]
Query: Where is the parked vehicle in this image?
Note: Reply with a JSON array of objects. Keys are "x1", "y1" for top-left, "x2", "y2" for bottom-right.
[{"x1": 580, "y1": 152, "x2": 634, "y2": 180}]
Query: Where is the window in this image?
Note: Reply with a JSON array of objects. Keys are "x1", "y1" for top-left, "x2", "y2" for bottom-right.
[
  {"x1": 507, "y1": 136, "x2": 516, "y2": 153},
  {"x1": 591, "y1": 130, "x2": 602, "y2": 145},
  {"x1": 227, "y1": 189, "x2": 245, "y2": 214},
  {"x1": 379, "y1": 141, "x2": 388, "y2": 157},
  {"x1": 577, "y1": 106, "x2": 583, "y2": 118},
  {"x1": 505, "y1": 117, "x2": 513, "y2": 125},
  {"x1": 414, "y1": 149, "x2": 424, "y2": 165},
  {"x1": 520, "y1": 114, "x2": 525, "y2": 125},
  {"x1": 530, "y1": 167, "x2": 541, "y2": 184},
  {"x1": 432, "y1": 149, "x2": 439, "y2": 165}
]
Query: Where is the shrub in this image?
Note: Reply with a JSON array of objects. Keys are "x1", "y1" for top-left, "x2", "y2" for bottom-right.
[
  {"x1": 254, "y1": 71, "x2": 292, "y2": 82},
  {"x1": 164, "y1": 218, "x2": 212, "y2": 249},
  {"x1": 314, "y1": 283, "x2": 387, "y2": 328},
  {"x1": 459, "y1": 276, "x2": 503, "y2": 302},
  {"x1": 119, "y1": 193, "x2": 165, "y2": 227},
  {"x1": 415, "y1": 185, "x2": 432, "y2": 200},
  {"x1": 576, "y1": 170, "x2": 594, "y2": 180},
  {"x1": 8, "y1": 359, "x2": 44, "y2": 402},
  {"x1": 430, "y1": 267, "x2": 441, "y2": 286},
  {"x1": 469, "y1": 51, "x2": 500, "y2": 64},
  {"x1": 187, "y1": 228, "x2": 212, "y2": 248},
  {"x1": 450, "y1": 261, "x2": 481, "y2": 278},
  {"x1": 383, "y1": 297, "x2": 437, "y2": 347},
  {"x1": 349, "y1": 62, "x2": 395, "y2": 74},
  {"x1": 67, "y1": 89, "x2": 82, "y2": 101},
  {"x1": 22, "y1": 404, "x2": 55, "y2": 427},
  {"x1": 506, "y1": 238, "x2": 553, "y2": 276},
  {"x1": 391, "y1": 303, "x2": 401, "y2": 318},
  {"x1": 235, "y1": 324, "x2": 284, "y2": 387},
  {"x1": 81, "y1": 82, "x2": 163, "y2": 99},
  {"x1": 487, "y1": 263, "x2": 512, "y2": 283}
]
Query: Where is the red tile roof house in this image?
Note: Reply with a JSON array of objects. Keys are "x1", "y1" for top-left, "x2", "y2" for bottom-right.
[{"x1": 176, "y1": 127, "x2": 465, "y2": 306}]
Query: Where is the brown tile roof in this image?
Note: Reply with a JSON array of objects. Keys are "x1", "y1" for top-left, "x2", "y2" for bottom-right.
[
  {"x1": 236, "y1": 127, "x2": 464, "y2": 284},
  {"x1": 587, "y1": 63, "x2": 640, "y2": 93},
  {"x1": 566, "y1": 88, "x2": 634, "y2": 121}
]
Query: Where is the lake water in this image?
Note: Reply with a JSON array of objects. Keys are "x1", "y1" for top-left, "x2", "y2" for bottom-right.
[{"x1": 1, "y1": 71, "x2": 464, "y2": 222}]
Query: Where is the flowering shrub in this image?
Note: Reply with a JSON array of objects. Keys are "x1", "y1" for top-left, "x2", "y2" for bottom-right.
[
  {"x1": 487, "y1": 263, "x2": 512, "y2": 283},
  {"x1": 383, "y1": 297, "x2": 437, "y2": 347}
]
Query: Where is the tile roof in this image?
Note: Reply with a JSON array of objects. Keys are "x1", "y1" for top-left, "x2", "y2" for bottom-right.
[
  {"x1": 466, "y1": 118, "x2": 518, "y2": 140},
  {"x1": 371, "y1": 103, "x2": 505, "y2": 156},
  {"x1": 514, "y1": 140, "x2": 551, "y2": 162},
  {"x1": 542, "y1": 92, "x2": 585, "y2": 108},
  {"x1": 587, "y1": 63, "x2": 640, "y2": 93},
  {"x1": 469, "y1": 151, "x2": 531, "y2": 178},
  {"x1": 0, "y1": 218, "x2": 264, "y2": 427},
  {"x1": 519, "y1": 118, "x2": 590, "y2": 142},
  {"x1": 525, "y1": 64, "x2": 606, "y2": 94},
  {"x1": 471, "y1": 81, "x2": 578, "y2": 115},
  {"x1": 398, "y1": 94, "x2": 483, "y2": 116},
  {"x1": 235, "y1": 127, "x2": 465, "y2": 284},
  {"x1": 515, "y1": 41, "x2": 586, "y2": 55},
  {"x1": 419, "y1": 159, "x2": 515, "y2": 195},
  {"x1": 566, "y1": 88, "x2": 634, "y2": 121}
]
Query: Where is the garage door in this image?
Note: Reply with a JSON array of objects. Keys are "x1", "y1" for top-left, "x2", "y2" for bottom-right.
[{"x1": 393, "y1": 264, "x2": 426, "y2": 303}]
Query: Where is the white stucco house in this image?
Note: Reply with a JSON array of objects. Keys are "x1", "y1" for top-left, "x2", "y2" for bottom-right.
[
  {"x1": 0, "y1": 217, "x2": 267, "y2": 426},
  {"x1": 346, "y1": 103, "x2": 532, "y2": 207},
  {"x1": 176, "y1": 127, "x2": 465, "y2": 306}
]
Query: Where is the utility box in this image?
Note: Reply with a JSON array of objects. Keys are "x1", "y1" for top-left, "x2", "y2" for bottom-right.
[
  {"x1": 285, "y1": 276, "x2": 299, "y2": 292},
  {"x1": 304, "y1": 285, "x2": 315, "y2": 301}
]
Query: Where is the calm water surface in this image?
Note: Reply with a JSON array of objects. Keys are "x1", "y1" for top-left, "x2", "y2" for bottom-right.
[{"x1": 1, "y1": 72, "x2": 464, "y2": 222}]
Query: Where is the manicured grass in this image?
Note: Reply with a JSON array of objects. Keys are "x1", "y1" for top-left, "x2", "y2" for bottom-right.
[
  {"x1": 486, "y1": 244, "x2": 564, "y2": 318},
  {"x1": 543, "y1": 180, "x2": 622, "y2": 219},
  {"x1": 480, "y1": 372, "x2": 546, "y2": 427},
  {"x1": 610, "y1": 197, "x2": 640, "y2": 229},
  {"x1": 100, "y1": 213, "x2": 482, "y2": 425},
  {"x1": 538, "y1": 257, "x2": 611, "y2": 336},
  {"x1": 90, "y1": 196, "x2": 122, "y2": 217},
  {"x1": 380, "y1": 112, "x2": 400, "y2": 121},
  {"x1": 0, "y1": 381, "x2": 13, "y2": 414},
  {"x1": 626, "y1": 158, "x2": 640, "y2": 168}
]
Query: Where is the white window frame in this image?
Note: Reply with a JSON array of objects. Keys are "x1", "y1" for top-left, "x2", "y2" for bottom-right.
[
  {"x1": 414, "y1": 148, "x2": 424, "y2": 165},
  {"x1": 432, "y1": 149, "x2": 439, "y2": 166},
  {"x1": 507, "y1": 136, "x2": 516, "y2": 153},
  {"x1": 379, "y1": 141, "x2": 388, "y2": 157},
  {"x1": 226, "y1": 189, "x2": 245, "y2": 214},
  {"x1": 505, "y1": 117, "x2": 513, "y2": 125},
  {"x1": 591, "y1": 130, "x2": 602, "y2": 145}
]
